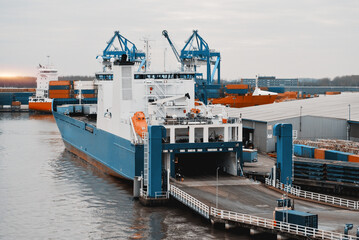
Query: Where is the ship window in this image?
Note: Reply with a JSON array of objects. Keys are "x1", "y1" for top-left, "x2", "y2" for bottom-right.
[
  {"x1": 209, "y1": 127, "x2": 224, "y2": 142},
  {"x1": 175, "y1": 128, "x2": 189, "y2": 143},
  {"x1": 195, "y1": 128, "x2": 203, "y2": 143}
]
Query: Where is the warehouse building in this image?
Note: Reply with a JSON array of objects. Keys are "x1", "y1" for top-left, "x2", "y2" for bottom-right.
[
  {"x1": 241, "y1": 76, "x2": 298, "y2": 87},
  {"x1": 226, "y1": 92, "x2": 359, "y2": 152}
]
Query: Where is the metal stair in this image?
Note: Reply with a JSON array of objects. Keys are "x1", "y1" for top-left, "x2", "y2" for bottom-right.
[{"x1": 143, "y1": 132, "x2": 149, "y2": 189}]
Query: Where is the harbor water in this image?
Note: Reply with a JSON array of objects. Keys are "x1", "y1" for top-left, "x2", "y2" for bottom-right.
[{"x1": 0, "y1": 113, "x2": 261, "y2": 240}]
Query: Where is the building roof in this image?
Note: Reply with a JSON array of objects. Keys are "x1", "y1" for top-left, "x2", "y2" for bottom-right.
[{"x1": 226, "y1": 92, "x2": 359, "y2": 123}]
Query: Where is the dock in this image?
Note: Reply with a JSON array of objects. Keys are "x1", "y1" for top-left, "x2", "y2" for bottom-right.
[{"x1": 169, "y1": 175, "x2": 359, "y2": 239}]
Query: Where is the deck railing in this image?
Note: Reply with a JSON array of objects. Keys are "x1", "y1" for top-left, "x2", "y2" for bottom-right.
[{"x1": 140, "y1": 189, "x2": 169, "y2": 199}]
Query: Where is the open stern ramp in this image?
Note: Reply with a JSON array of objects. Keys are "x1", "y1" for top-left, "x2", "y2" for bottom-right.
[{"x1": 169, "y1": 184, "x2": 359, "y2": 240}]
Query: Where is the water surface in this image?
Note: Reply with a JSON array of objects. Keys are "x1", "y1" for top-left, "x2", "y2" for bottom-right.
[{"x1": 0, "y1": 112, "x2": 262, "y2": 239}]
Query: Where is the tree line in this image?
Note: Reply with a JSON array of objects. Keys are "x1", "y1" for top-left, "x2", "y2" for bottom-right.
[
  {"x1": 299, "y1": 75, "x2": 359, "y2": 86},
  {"x1": 1, "y1": 75, "x2": 358, "y2": 88},
  {"x1": 0, "y1": 75, "x2": 95, "y2": 88}
]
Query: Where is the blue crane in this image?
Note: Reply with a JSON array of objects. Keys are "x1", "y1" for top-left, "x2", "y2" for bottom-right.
[
  {"x1": 98, "y1": 31, "x2": 146, "y2": 71},
  {"x1": 182, "y1": 30, "x2": 221, "y2": 85},
  {"x1": 162, "y1": 30, "x2": 221, "y2": 85},
  {"x1": 162, "y1": 30, "x2": 181, "y2": 64}
]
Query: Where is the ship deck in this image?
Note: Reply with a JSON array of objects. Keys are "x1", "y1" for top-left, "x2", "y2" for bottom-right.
[{"x1": 71, "y1": 115, "x2": 97, "y2": 127}]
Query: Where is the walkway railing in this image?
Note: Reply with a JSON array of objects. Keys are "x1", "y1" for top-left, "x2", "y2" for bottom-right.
[
  {"x1": 170, "y1": 184, "x2": 359, "y2": 240},
  {"x1": 140, "y1": 189, "x2": 169, "y2": 199},
  {"x1": 170, "y1": 185, "x2": 210, "y2": 218},
  {"x1": 265, "y1": 178, "x2": 359, "y2": 210},
  {"x1": 211, "y1": 207, "x2": 358, "y2": 240}
]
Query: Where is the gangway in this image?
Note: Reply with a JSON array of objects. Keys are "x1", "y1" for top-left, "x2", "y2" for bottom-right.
[{"x1": 169, "y1": 184, "x2": 359, "y2": 240}]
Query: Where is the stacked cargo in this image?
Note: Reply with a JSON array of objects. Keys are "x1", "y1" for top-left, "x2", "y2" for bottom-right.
[
  {"x1": 0, "y1": 92, "x2": 34, "y2": 106},
  {"x1": 74, "y1": 81, "x2": 96, "y2": 99},
  {"x1": 225, "y1": 84, "x2": 249, "y2": 95},
  {"x1": 294, "y1": 158, "x2": 359, "y2": 184},
  {"x1": 49, "y1": 81, "x2": 72, "y2": 99},
  {"x1": 294, "y1": 144, "x2": 359, "y2": 163},
  {"x1": 294, "y1": 139, "x2": 359, "y2": 154}
]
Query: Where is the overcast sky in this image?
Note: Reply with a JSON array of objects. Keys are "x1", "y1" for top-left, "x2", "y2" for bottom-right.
[{"x1": 0, "y1": 0, "x2": 358, "y2": 80}]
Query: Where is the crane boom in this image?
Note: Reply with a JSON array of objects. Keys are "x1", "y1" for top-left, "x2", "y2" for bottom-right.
[{"x1": 162, "y1": 30, "x2": 181, "y2": 63}]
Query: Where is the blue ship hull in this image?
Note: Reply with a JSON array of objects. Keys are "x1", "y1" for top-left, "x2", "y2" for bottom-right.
[{"x1": 53, "y1": 111, "x2": 144, "y2": 180}]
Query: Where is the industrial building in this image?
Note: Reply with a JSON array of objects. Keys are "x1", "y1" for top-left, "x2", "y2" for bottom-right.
[
  {"x1": 241, "y1": 76, "x2": 298, "y2": 87},
  {"x1": 226, "y1": 92, "x2": 359, "y2": 152}
]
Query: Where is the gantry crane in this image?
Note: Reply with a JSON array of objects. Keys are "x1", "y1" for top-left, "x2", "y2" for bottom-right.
[
  {"x1": 98, "y1": 31, "x2": 146, "y2": 72},
  {"x1": 162, "y1": 30, "x2": 221, "y2": 84}
]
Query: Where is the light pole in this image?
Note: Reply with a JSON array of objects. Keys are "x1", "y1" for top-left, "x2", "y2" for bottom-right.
[
  {"x1": 348, "y1": 104, "x2": 351, "y2": 120},
  {"x1": 299, "y1": 106, "x2": 303, "y2": 132},
  {"x1": 286, "y1": 177, "x2": 289, "y2": 223},
  {"x1": 216, "y1": 167, "x2": 220, "y2": 208}
]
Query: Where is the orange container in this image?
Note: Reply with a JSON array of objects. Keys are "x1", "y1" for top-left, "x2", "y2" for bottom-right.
[
  {"x1": 49, "y1": 80, "x2": 71, "y2": 86},
  {"x1": 49, "y1": 93, "x2": 71, "y2": 99},
  {"x1": 75, "y1": 94, "x2": 95, "y2": 98},
  {"x1": 11, "y1": 101, "x2": 21, "y2": 106},
  {"x1": 314, "y1": 148, "x2": 326, "y2": 159},
  {"x1": 83, "y1": 94, "x2": 95, "y2": 98},
  {"x1": 325, "y1": 91, "x2": 341, "y2": 95},
  {"x1": 348, "y1": 155, "x2": 359, "y2": 163},
  {"x1": 226, "y1": 84, "x2": 248, "y2": 90},
  {"x1": 49, "y1": 90, "x2": 70, "y2": 94}
]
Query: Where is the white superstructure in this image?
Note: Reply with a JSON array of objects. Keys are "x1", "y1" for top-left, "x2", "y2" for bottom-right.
[
  {"x1": 95, "y1": 59, "x2": 242, "y2": 148},
  {"x1": 35, "y1": 64, "x2": 58, "y2": 98}
]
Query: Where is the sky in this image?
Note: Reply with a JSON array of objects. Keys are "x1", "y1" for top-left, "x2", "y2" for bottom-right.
[{"x1": 0, "y1": 0, "x2": 358, "y2": 80}]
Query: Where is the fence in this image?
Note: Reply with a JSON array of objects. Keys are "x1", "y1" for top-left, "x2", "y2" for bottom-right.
[
  {"x1": 265, "y1": 178, "x2": 359, "y2": 210},
  {"x1": 170, "y1": 185, "x2": 210, "y2": 218},
  {"x1": 211, "y1": 207, "x2": 358, "y2": 240}
]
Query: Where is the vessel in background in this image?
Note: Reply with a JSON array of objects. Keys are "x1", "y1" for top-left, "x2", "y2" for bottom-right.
[{"x1": 29, "y1": 63, "x2": 97, "y2": 112}]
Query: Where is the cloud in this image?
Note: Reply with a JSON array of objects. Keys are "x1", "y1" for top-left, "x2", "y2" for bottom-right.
[{"x1": 0, "y1": 0, "x2": 358, "y2": 78}]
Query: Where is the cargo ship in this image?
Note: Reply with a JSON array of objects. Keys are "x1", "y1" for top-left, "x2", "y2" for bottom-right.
[
  {"x1": 52, "y1": 55, "x2": 243, "y2": 198},
  {"x1": 29, "y1": 63, "x2": 96, "y2": 112},
  {"x1": 28, "y1": 64, "x2": 58, "y2": 112},
  {"x1": 208, "y1": 83, "x2": 278, "y2": 108}
]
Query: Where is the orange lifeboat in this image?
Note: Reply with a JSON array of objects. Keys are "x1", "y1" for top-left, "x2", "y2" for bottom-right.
[{"x1": 131, "y1": 112, "x2": 148, "y2": 138}]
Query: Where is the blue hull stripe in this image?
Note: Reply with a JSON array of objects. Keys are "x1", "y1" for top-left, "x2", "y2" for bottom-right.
[{"x1": 53, "y1": 111, "x2": 144, "y2": 180}]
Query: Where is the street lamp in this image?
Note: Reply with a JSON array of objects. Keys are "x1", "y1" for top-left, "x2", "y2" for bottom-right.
[
  {"x1": 286, "y1": 177, "x2": 289, "y2": 223},
  {"x1": 348, "y1": 104, "x2": 351, "y2": 120},
  {"x1": 299, "y1": 106, "x2": 303, "y2": 132},
  {"x1": 216, "y1": 167, "x2": 220, "y2": 208}
]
